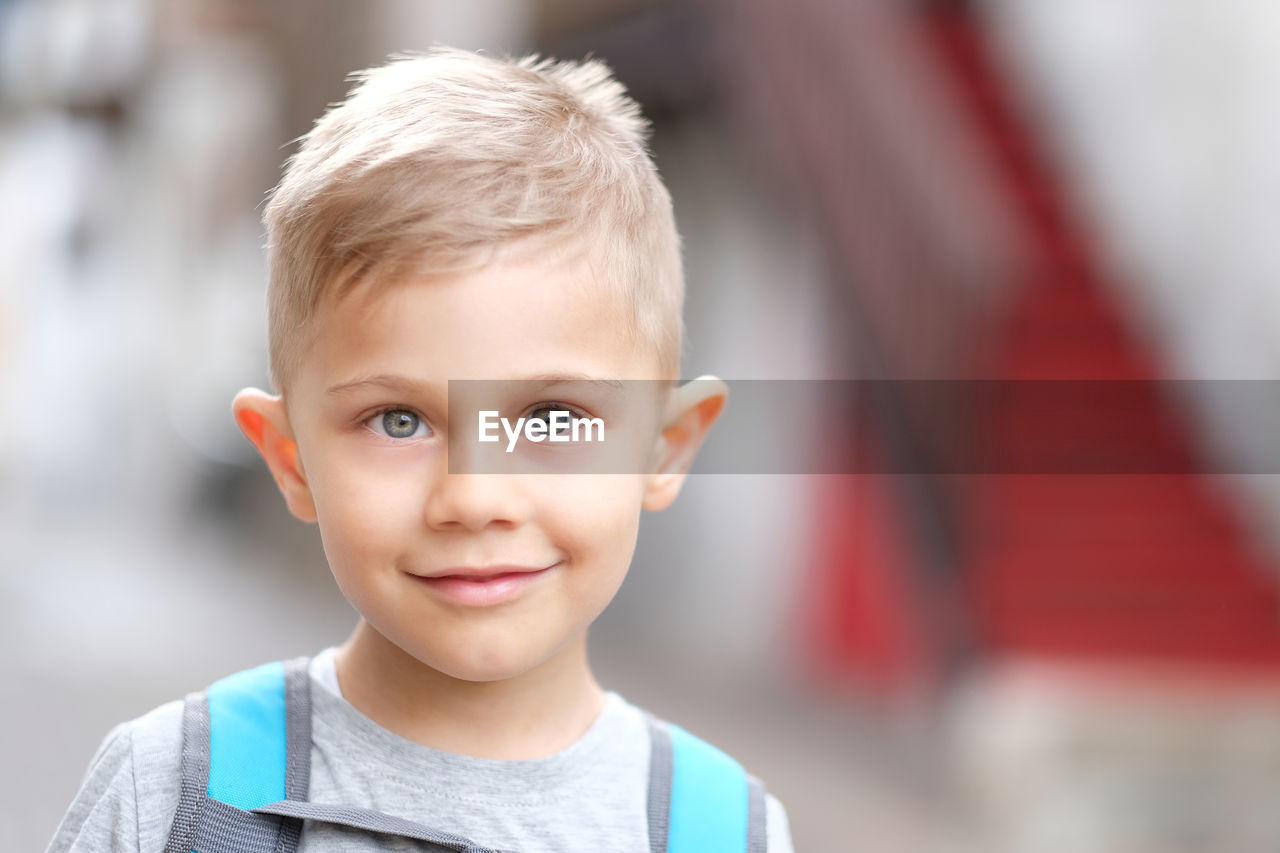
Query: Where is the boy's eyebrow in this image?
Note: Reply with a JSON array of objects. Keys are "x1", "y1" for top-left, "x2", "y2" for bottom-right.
[
  {"x1": 325, "y1": 372, "x2": 624, "y2": 396},
  {"x1": 326, "y1": 374, "x2": 431, "y2": 397},
  {"x1": 520, "y1": 373, "x2": 625, "y2": 390}
]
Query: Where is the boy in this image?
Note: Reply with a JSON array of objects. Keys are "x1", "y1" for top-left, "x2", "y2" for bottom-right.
[{"x1": 46, "y1": 47, "x2": 793, "y2": 852}]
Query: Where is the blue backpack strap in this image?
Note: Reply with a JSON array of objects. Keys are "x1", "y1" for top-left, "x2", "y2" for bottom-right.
[
  {"x1": 644, "y1": 713, "x2": 768, "y2": 852},
  {"x1": 162, "y1": 657, "x2": 312, "y2": 853}
]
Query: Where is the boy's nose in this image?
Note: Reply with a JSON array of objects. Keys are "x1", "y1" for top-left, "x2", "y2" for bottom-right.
[{"x1": 423, "y1": 468, "x2": 528, "y2": 532}]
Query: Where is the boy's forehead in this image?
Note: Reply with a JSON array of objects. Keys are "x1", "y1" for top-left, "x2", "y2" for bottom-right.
[{"x1": 293, "y1": 246, "x2": 658, "y2": 395}]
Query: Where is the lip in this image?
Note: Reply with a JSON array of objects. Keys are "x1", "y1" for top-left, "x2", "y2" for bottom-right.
[
  {"x1": 408, "y1": 563, "x2": 557, "y2": 606},
  {"x1": 421, "y1": 564, "x2": 554, "y2": 580}
]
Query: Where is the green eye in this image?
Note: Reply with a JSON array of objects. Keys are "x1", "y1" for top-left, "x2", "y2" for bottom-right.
[{"x1": 376, "y1": 409, "x2": 428, "y2": 439}]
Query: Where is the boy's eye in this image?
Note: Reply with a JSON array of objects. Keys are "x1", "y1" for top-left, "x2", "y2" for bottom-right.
[
  {"x1": 526, "y1": 403, "x2": 580, "y2": 437},
  {"x1": 369, "y1": 409, "x2": 430, "y2": 439}
]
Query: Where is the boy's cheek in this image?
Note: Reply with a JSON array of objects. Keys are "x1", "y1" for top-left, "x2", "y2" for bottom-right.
[
  {"x1": 312, "y1": 478, "x2": 421, "y2": 551},
  {"x1": 304, "y1": 442, "x2": 426, "y2": 499},
  {"x1": 548, "y1": 476, "x2": 647, "y2": 520},
  {"x1": 550, "y1": 486, "x2": 643, "y2": 543},
  {"x1": 541, "y1": 473, "x2": 647, "y2": 503}
]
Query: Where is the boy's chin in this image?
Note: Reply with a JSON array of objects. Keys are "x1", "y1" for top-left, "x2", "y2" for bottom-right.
[{"x1": 414, "y1": 642, "x2": 562, "y2": 685}]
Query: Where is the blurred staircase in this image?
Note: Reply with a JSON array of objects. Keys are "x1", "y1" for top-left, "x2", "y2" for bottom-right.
[{"x1": 928, "y1": 8, "x2": 1280, "y2": 666}]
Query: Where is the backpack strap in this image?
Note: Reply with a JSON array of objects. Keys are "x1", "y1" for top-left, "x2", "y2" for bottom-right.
[
  {"x1": 644, "y1": 713, "x2": 768, "y2": 853},
  {"x1": 162, "y1": 657, "x2": 312, "y2": 853},
  {"x1": 163, "y1": 657, "x2": 505, "y2": 852},
  {"x1": 166, "y1": 661, "x2": 766, "y2": 852}
]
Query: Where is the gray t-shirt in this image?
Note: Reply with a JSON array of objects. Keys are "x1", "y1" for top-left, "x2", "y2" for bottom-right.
[{"x1": 45, "y1": 649, "x2": 794, "y2": 852}]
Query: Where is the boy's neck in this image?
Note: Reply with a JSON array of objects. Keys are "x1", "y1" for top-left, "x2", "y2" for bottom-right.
[{"x1": 332, "y1": 620, "x2": 608, "y2": 760}]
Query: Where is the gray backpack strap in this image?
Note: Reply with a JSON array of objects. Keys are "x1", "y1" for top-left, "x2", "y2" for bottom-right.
[
  {"x1": 645, "y1": 715, "x2": 674, "y2": 853},
  {"x1": 275, "y1": 655, "x2": 312, "y2": 853},
  {"x1": 162, "y1": 688, "x2": 213, "y2": 853},
  {"x1": 746, "y1": 774, "x2": 767, "y2": 853},
  {"x1": 189, "y1": 799, "x2": 287, "y2": 851},
  {"x1": 280, "y1": 655, "x2": 313, "y2": 852},
  {"x1": 162, "y1": 657, "x2": 313, "y2": 853},
  {"x1": 253, "y1": 800, "x2": 514, "y2": 852},
  {"x1": 643, "y1": 712, "x2": 769, "y2": 852}
]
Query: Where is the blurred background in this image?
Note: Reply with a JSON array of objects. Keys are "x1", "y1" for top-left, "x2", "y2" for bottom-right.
[{"x1": 7, "y1": 0, "x2": 1280, "y2": 850}]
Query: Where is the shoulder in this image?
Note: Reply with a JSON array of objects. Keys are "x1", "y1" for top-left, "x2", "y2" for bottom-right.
[
  {"x1": 615, "y1": 698, "x2": 796, "y2": 853},
  {"x1": 46, "y1": 699, "x2": 186, "y2": 853},
  {"x1": 121, "y1": 698, "x2": 186, "y2": 779}
]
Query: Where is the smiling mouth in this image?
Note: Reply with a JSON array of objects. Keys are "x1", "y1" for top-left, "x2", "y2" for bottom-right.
[
  {"x1": 417, "y1": 563, "x2": 557, "y2": 581},
  {"x1": 407, "y1": 563, "x2": 558, "y2": 606}
]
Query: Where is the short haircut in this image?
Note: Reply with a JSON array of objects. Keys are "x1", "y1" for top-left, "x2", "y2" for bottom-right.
[{"x1": 263, "y1": 46, "x2": 684, "y2": 392}]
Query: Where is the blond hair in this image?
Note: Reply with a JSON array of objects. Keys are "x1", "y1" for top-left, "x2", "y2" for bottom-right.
[{"x1": 263, "y1": 47, "x2": 684, "y2": 391}]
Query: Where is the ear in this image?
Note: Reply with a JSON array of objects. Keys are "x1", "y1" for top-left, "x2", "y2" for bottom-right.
[
  {"x1": 642, "y1": 376, "x2": 728, "y2": 511},
  {"x1": 232, "y1": 388, "x2": 317, "y2": 523}
]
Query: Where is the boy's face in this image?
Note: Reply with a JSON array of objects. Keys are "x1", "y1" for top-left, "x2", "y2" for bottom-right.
[{"x1": 236, "y1": 242, "x2": 722, "y2": 684}]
